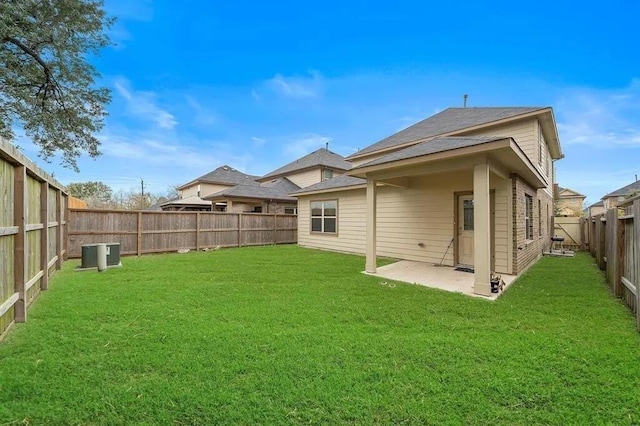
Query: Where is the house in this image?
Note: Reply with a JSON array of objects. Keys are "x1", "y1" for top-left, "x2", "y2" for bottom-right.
[
  {"x1": 256, "y1": 147, "x2": 352, "y2": 187},
  {"x1": 601, "y1": 179, "x2": 640, "y2": 210},
  {"x1": 172, "y1": 148, "x2": 350, "y2": 213},
  {"x1": 585, "y1": 200, "x2": 605, "y2": 216},
  {"x1": 177, "y1": 165, "x2": 260, "y2": 200},
  {"x1": 555, "y1": 187, "x2": 586, "y2": 216},
  {"x1": 291, "y1": 107, "x2": 563, "y2": 297},
  {"x1": 204, "y1": 177, "x2": 300, "y2": 214}
]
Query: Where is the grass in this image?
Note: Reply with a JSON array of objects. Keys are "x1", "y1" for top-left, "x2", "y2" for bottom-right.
[{"x1": 0, "y1": 246, "x2": 639, "y2": 425}]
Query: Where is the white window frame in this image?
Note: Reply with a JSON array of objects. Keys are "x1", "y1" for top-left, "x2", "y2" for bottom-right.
[
  {"x1": 322, "y1": 169, "x2": 334, "y2": 181},
  {"x1": 284, "y1": 207, "x2": 297, "y2": 215},
  {"x1": 525, "y1": 194, "x2": 533, "y2": 240},
  {"x1": 310, "y1": 200, "x2": 337, "y2": 234}
]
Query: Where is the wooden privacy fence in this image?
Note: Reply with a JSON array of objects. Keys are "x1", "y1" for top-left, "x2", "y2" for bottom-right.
[
  {"x1": 0, "y1": 138, "x2": 68, "y2": 340},
  {"x1": 67, "y1": 209, "x2": 298, "y2": 257},
  {"x1": 553, "y1": 216, "x2": 583, "y2": 250},
  {"x1": 588, "y1": 197, "x2": 640, "y2": 331}
]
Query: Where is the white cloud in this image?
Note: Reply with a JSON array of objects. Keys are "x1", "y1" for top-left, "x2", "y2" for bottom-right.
[
  {"x1": 251, "y1": 136, "x2": 266, "y2": 148},
  {"x1": 557, "y1": 79, "x2": 640, "y2": 147},
  {"x1": 113, "y1": 78, "x2": 178, "y2": 130},
  {"x1": 185, "y1": 96, "x2": 221, "y2": 127},
  {"x1": 283, "y1": 134, "x2": 331, "y2": 159},
  {"x1": 266, "y1": 70, "x2": 323, "y2": 98}
]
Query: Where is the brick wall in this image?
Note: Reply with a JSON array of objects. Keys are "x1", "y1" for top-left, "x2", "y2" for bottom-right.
[
  {"x1": 511, "y1": 174, "x2": 553, "y2": 274},
  {"x1": 262, "y1": 200, "x2": 298, "y2": 214}
]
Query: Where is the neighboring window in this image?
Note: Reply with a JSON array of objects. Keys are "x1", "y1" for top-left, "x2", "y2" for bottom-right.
[
  {"x1": 253, "y1": 206, "x2": 262, "y2": 213},
  {"x1": 463, "y1": 199, "x2": 474, "y2": 231},
  {"x1": 538, "y1": 200, "x2": 542, "y2": 237},
  {"x1": 525, "y1": 195, "x2": 533, "y2": 240},
  {"x1": 284, "y1": 207, "x2": 297, "y2": 215},
  {"x1": 323, "y1": 169, "x2": 334, "y2": 181},
  {"x1": 311, "y1": 200, "x2": 337, "y2": 233}
]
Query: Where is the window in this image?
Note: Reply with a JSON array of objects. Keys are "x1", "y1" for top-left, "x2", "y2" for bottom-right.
[
  {"x1": 284, "y1": 207, "x2": 297, "y2": 215},
  {"x1": 253, "y1": 206, "x2": 262, "y2": 213},
  {"x1": 463, "y1": 199, "x2": 474, "y2": 231},
  {"x1": 525, "y1": 195, "x2": 533, "y2": 240},
  {"x1": 322, "y1": 169, "x2": 334, "y2": 181},
  {"x1": 311, "y1": 200, "x2": 337, "y2": 233},
  {"x1": 538, "y1": 200, "x2": 542, "y2": 237}
]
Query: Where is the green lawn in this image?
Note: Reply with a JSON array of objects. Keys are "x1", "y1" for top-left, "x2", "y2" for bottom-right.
[{"x1": 0, "y1": 246, "x2": 639, "y2": 425}]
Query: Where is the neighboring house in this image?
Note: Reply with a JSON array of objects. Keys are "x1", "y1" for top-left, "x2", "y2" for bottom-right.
[
  {"x1": 172, "y1": 148, "x2": 350, "y2": 213},
  {"x1": 555, "y1": 187, "x2": 586, "y2": 216},
  {"x1": 257, "y1": 148, "x2": 352, "y2": 187},
  {"x1": 204, "y1": 177, "x2": 300, "y2": 214},
  {"x1": 584, "y1": 201, "x2": 605, "y2": 216},
  {"x1": 291, "y1": 107, "x2": 563, "y2": 297},
  {"x1": 177, "y1": 165, "x2": 260, "y2": 200},
  {"x1": 601, "y1": 179, "x2": 640, "y2": 210}
]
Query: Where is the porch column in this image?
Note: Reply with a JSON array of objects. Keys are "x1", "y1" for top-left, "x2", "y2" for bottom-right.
[
  {"x1": 365, "y1": 178, "x2": 377, "y2": 273},
  {"x1": 473, "y1": 163, "x2": 491, "y2": 296}
]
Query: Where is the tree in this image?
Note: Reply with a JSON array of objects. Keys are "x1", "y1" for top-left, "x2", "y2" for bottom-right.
[
  {"x1": 67, "y1": 181, "x2": 112, "y2": 207},
  {"x1": 0, "y1": 0, "x2": 114, "y2": 171}
]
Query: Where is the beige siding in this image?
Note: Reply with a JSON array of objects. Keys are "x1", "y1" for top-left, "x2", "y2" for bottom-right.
[
  {"x1": 228, "y1": 202, "x2": 260, "y2": 213},
  {"x1": 298, "y1": 188, "x2": 366, "y2": 254},
  {"x1": 182, "y1": 183, "x2": 233, "y2": 198},
  {"x1": 284, "y1": 168, "x2": 323, "y2": 189},
  {"x1": 349, "y1": 153, "x2": 389, "y2": 168},
  {"x1": 298, "y1": 170, "x2": 512, "y2": 273},
  {"x1": 493, "y1": 177, "x2": 511, "y2": 274},
  {"x1": 461, "y1": 119, "x2": 536, "y2": 163}
]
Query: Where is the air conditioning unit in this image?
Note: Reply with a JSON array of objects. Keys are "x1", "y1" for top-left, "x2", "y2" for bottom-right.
[{"x1": 81, "y1": 243, "x2": 121, "y2": 269}]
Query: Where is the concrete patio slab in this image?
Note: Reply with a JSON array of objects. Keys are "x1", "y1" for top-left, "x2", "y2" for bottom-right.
[{"x1": 366, "y1": 260, "x2": 517, "y2": 300}]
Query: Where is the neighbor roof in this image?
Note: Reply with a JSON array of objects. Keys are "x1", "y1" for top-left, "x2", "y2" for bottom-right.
[
  {"x1": 177, "y1": 165, "x2": 260, "y2": 189},
  {"x1": 259, "y1": 148, "x2": 351, "y2": 181},
  {"x1": 290, "y1": 175, "x2": 367, "y2": 196},
  {"x1": 159, "y1": 195, "x2": 212, "y2": 207},
  {"x1": 355, "y1": 136, "x2": 507, "y2": 169},
  {"x1": 558, "y1": 188, "x2": 586, "y2": 198},
  {"x1": 205, "y1": 177, "x2": 300, "y2": 201},
  {"x1": 603, "y1": 180, "x2": 640, "y2": 198},
  {"x1": 349, "y1": 107, "x2": 546, "y2": 158}
]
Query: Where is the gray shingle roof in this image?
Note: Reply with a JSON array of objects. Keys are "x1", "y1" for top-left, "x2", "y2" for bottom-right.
[
  {"x1": 205, "y1": 177, "x2": 300, "y2": 201},
  {"x1": 260, "y1": 148, "x2": 351, "y2": 181},
  {"x1": 349, "y1": 107, "x2": 546, "y2": 158},
  {"x1": 290, "y1": 175, "x2": 367, "y2": 195},
  {"x1": 356, "y1": 136, "x2": 506, "y2": 169},
  {"x1": 178, "y1": 165, "x2": 260, "y2": 189},
  {"x1": 159, "y1": 195, "x2": 212, "y2": 207},
  {"x1": 603, "y1": 180, "x2": 640, "y2": 198}
]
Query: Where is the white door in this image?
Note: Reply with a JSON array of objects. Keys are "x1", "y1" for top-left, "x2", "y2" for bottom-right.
[{"x1": 457, "y1": 195, "x2": 474, "y2": 266}]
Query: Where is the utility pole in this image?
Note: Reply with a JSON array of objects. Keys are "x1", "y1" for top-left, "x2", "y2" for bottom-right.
[{"x1": 141, "y1": 179, "x2": 145, "y2": 209}]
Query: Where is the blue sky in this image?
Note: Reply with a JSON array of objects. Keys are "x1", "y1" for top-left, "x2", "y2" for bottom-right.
[{"x1": 18, "y1": 0, "x2": 640, "y2": 206}]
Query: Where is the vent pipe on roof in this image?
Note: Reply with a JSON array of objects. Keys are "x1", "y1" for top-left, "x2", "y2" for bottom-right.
[
  {"x1": 463, "y1": 94, "x2": 468, "y2": 108},
  {"x1": 325, "y1": 142, "x2": 329, "y2": 150}
]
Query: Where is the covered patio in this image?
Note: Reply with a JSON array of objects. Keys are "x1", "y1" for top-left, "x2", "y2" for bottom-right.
[
  {"x1": 348, "y1": 135, "x2": 547, "y2": 297},
  {"x1": 367, "y1": 260, "x2": 517, "y2": 300}
]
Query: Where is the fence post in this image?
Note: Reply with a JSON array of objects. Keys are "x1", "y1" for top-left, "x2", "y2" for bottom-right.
[
  {"x1": 196, "y1": 212, "x2": 200, "y2": 251},
  {"x1": 616, "y1": 210, "x2": 625, "y2": 299},
  {"x1": 137, "y1": 211, "x2": 142, "y2": 256},
  {"x1": 63, "y1": 196, "x2": 68, "y2": 260},
  {"x1": 634, "y1": 199, "x2": 640, "y2": 331},
  {"x1": 606, "y1": 208, "x2": 620, "y2": 296},
  {"x1": 13, "y1": 165, "x2": 26, "y2": 323},
  {"x1": 238, "y1": 213, "x2": 242, "y2": 247},
  {"x1": 40, "y1": 181, "x2": 49, "y2": 291},
  {"x1": 56, "y1": 190, "x2": 63, "y2": 270}
]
